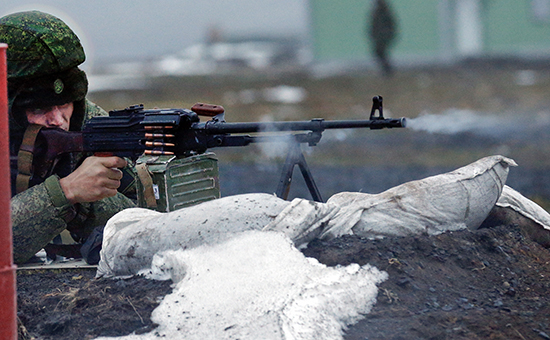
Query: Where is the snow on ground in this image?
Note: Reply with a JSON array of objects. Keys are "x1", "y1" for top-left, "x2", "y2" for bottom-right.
[{"x1": 94, "y1": 231, "x2": 387, "y2": 340}]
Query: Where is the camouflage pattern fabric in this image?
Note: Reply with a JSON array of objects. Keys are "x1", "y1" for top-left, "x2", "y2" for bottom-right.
[
  {"x1": 11, "y1": 184, "x2": 135, "y2": 264},
  {"x1": 4, "y1": 11, "x2": 88, "y2": 152},
  {"x1": 4, "y1": 10, "x2": 138, "y2": 264},
  {"x1": 13, "y1": 67, "x2": 88, "y2": 111},
  {"x1": 0, "y1": 10, "x2": 85, "y2": 80},
  {"x1": 10, "y1": 100, "x2": 137, "y2": 265}
]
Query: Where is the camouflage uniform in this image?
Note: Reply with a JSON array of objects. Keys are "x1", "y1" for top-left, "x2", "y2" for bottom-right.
[{"x1": 0, "y1": 11, "x2": 136, "y2": 264}]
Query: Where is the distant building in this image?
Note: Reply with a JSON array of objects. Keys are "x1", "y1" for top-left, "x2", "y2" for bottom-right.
[{"x1": 307, "y1": 0, "x2": 550, "y2": 68}]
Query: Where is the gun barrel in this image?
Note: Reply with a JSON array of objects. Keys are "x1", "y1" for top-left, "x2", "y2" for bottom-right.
[
  {"x1": 322, "y1": 117, "x2": 406, "y2": 129},
  {"x1": 200, "y1": 117, "x2": 406, "y2": 134}
]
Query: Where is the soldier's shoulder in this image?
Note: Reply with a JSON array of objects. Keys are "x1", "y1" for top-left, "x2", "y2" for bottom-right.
[{"x1": 84, "y1": 99, "x2": 109, "y2": 119}]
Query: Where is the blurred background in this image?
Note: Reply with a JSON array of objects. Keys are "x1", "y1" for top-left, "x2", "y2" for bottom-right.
[{"x1": 2, "y1": 0, "x2": 550, "y2": 208}]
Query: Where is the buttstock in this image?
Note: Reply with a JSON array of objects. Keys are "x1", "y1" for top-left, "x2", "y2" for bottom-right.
[{"x1": 33, "y1": 129, "x2": 85, "y2": 178}]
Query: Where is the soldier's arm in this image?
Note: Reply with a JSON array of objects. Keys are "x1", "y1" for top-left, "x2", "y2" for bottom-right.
[
  {"x1": 11, "y1": 174, "x2": 136, "y2": 264},
  {"x1": 11, "y1": 175, "x2": 75, "y2": 264}
]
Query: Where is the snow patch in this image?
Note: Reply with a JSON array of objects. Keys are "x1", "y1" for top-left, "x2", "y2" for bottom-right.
[{"x1": 94, "y1": 231, "x2": 387, "y2": 340}]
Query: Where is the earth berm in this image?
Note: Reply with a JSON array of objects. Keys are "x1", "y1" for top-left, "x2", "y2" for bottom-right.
[{"x1": 16, "y1": 206, "x2": 550, "y2": 340}]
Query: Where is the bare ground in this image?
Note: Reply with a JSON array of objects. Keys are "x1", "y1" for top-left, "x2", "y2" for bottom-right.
[{"x1": 16, "y1": 206, "x2": 550, "y2": 340}]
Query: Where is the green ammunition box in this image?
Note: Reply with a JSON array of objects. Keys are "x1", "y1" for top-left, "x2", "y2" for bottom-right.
[{"x1": 135, "y1": 153, "x2": 220, "y2": 212}]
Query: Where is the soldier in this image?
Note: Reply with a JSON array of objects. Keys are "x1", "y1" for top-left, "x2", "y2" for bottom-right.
[
  {"x1": 0, "y1": 11, "x2": 136, "y2": 265},
  {"x1": 369, "y1": 0, "x2": 397, "y2": 76}
]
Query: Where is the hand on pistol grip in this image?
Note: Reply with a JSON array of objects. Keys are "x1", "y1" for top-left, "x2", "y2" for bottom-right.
[{"x1": 59, "y1": 155, "x2": 127, "y2": 204}]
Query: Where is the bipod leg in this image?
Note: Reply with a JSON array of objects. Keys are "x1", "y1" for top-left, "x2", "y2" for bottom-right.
[{"x1": 275, "y1": 142, "x2": 323, "y2": 202}]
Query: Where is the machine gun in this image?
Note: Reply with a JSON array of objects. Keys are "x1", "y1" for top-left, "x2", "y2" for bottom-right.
[{"x1": 27, "y1": 96, "x2": 405, "y2": 202}]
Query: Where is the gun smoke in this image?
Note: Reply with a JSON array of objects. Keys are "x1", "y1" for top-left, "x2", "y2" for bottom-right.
[{"x1": 407, "y1": 109, "x2": 550, "y2": 140}]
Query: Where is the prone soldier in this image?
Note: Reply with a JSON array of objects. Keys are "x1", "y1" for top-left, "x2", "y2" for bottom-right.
[{"x1": 0, "y1": 11, "x2": 137, "y2": 264}]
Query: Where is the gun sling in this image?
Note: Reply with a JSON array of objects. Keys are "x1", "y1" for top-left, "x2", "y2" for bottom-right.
[{"x1": 16, "y1": 124, "x2": 43, "y2": 194}]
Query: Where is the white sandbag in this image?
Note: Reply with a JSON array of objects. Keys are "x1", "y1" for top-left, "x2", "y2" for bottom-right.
[
  {"x1": 496, "y1": 185, "x2": 550, "y2": 231},
  {"x1": 97, "y1": 193, "x2": 288, "y2": 277},
  {"x1": 263, "y1": 197, "x2": 340, "y2": 247},
  {"x1": 97, "y1": 155, "x2": 518, "y2": 278},
  {"x1": 95, "y1": 231, "x2": 388, "y2": 340},
  {"x1": 321, "y1": 155, "x2": 517, "y2": 239},
  {"x1": 96, "y1": 193, "x2": 335, "y2": 278}
]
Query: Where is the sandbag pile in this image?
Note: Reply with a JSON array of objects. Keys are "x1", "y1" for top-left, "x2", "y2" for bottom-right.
[
  {"x1": 97, "y1": 155, "x2": 517, "y2": 278},
  {"x1": 97, "y1": 194, "x2": 291, "y2": 277},
  {"x1": 320, "y1": 155, "x2": 517, "y2": 239},
  {"x1": 486, "y1": 185, "x2": 550, "y2": 247},
  {"x1": 497, "y1": 185, "x2": 550, "y2": 230},
  {"x1": 91, "y1": 154, "x2": 550, "y2": 340}
]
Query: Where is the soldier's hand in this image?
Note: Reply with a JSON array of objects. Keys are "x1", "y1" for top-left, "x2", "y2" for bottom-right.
[{"x1": 59, "y1": 156, "x2": 127, "y2": 204}]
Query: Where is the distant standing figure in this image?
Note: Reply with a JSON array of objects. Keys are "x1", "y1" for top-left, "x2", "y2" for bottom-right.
[{"x1": 368, "y1": 0, "x2": 397, "y2": 76}]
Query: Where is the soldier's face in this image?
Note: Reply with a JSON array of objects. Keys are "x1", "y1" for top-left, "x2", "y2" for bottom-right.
[{"x1": 25, "y1": 102, "x2": 74, "y2": 131}]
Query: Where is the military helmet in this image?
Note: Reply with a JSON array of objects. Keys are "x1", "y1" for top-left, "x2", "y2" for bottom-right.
[
  {"x1": 0, "y1": 10, "x2": 86, "y2": 80},
  {"x1": 1, "y1": 10, "x2": 89, "y2": 148},
  {"x1": 12, "y1": 67, "x2": 88, "y2": 110}
]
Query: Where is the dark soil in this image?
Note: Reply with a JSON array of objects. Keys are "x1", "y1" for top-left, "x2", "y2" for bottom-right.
[
  {"x1": 16, "y1": 207, "x2": 550, "y2": 340},
  {"x1": 17, "y1": 272, "x2": 173, "y2": 340},
  {"x1": 305, "y1": 220, "x2": 550, "y2": 340}
]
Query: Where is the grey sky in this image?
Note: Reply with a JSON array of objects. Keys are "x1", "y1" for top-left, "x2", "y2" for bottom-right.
[{"x1": 0, "y1": 0, "x2": 310, "y2": 69}]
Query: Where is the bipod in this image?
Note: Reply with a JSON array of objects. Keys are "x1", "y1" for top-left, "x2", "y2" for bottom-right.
[{"x1": 276, "y1": 141, "x2": 323, "y2": 202}]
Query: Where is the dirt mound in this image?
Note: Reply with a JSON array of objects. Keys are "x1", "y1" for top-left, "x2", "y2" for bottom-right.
[
  {"x1": 17, "y1": 272, "x2": 173, "y2": 339},
  {"x1": 17, "y1": 217, "x2": 550, "y2": 340},
  {"x1": 304, "y1": 223, "x2": 550, "y2": 339}
]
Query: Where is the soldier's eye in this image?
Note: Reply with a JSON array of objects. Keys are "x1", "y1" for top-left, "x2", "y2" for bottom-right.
[{"x1": 27, "y1": 108, "x2": 49, "y2": 115}]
